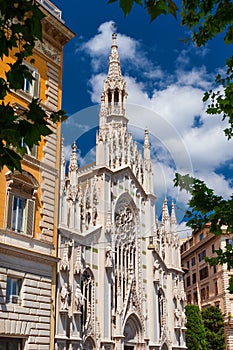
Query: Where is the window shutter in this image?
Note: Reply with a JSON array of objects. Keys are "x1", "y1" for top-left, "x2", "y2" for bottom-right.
[
  {"x1": 26, "y1": 199, "x2": 35, "y2": 236},
  {"x1": 33, "y1": 71, "x2": 40, "y2": 98},
  {"x1": 6, "y1": 192, "x2": 13, "y2": 229}
]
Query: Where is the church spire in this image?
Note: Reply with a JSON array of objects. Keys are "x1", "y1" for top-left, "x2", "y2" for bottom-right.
[
  {"x1": 107, "y1": 33, "x2": 122, "y2": 79},
  {"x1": 99, "y1": 33, "x2": 128, "y2": 126}
]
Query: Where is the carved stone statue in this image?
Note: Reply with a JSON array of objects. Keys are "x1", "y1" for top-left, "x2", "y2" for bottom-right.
[
  {"x1": 74, "y1": 284, "x2": 85, "y2": 311},
  {"x1": 181, "y1": 311, "x2": 187, "y2": 327},
  {"x1": 174, "y1": 308, "x2": 181, "y2": 327},
  {"x1": 153, "y1": 259, "x2": 160, "y2": 281},
  {"x1": 105, "y1": 246, "x2": 113, "y2": 268},
  {"x1": 74, "y1": 246, "x2": 82, "y2": 275},
  {"x1": 60, "y1": 243, "x2": 70, "y2": 271},
  {"x1": 60, "y1": 283, "x2": 69, "y2": 311}
]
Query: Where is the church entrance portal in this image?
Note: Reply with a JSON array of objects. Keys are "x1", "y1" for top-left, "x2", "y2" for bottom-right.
[{"x1": 123, "y1": 314, "x2": 144, "y2": 350}]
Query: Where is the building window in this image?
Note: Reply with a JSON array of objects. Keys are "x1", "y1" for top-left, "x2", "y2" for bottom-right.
[
  {"x1": 22, "y1": 66, "x2": 40, "y2": 98},
  {"x1": 215, "y1": 281, "x2": 218, "y2": 295},
  {"x1": 200, "y1": 266, "x2": 209, "y2": 280},
  {"x1": 192, "y1": 273, "x2": 196, "y2": 284},
  {"x1": 213, "y1": 265, "x2": 217, "y2": 274},
  {"x1": 186, "y1": 275, "x2": 191, "y2": 287},
  {"x1": 187, "y1": 294, "x2": 191, "y2": 303},
  {"x1": 198, "y1": 250, "x2": 206, "y2": 262},
  {"x1": 212, "y1": 244, "x2": 215, "y2": 253},
  {"x1": 199, "y1": 232, "x2": 204, "y2": 240},
  {"x1": 191, "y1": 256, "x2": 196, "y2": 266},
  {"x1": 0, "y1": 338, "x2": 22, "y2": 349},
  {"x1": 206, "y1": 285, "x2": 209, "y2": 299},
  {"x1": 187, "y1": 260, "x2": 190, "y2": 269},
  {"x1": 193, "y1": 291, "x2": 198, "y2": 304},
  {"x1": 6, "y1": 277, "x2": 22, "y2": 304},
  {"x1": 201, "y1": 287, "x2": 206, "y2": 301},
  {"x1": 5, "y1": 171, "x2": 38, "y2": 236},
  {"x1": 7, "y1": 193, "x2": 35, "y2": 235}
]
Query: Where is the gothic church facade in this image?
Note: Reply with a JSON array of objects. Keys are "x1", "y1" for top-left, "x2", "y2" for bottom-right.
[{"x1": 55, "y1": 34, "x2": 186, "y2": 350}]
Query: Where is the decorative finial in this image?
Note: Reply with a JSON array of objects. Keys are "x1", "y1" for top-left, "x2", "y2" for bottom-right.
[
  {"x1": 69, "y1": 141, "x2": 78, "y2": 173},
  {"x1": 162, "y1": 198, "x2": 170, "y2": 222},
  {"x1": 112, "y1": 33, "x2": 117, "y2": 46},
  {"x1": 171, "y1": 201, "x2": 177, "y2": 225},
  {"x1": 144, "y1": 128, "x2": 150, "y2": 150}
]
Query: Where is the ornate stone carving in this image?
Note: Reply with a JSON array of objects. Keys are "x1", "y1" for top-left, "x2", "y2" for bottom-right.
[
  {"x1": 115, "y1": 205, "x2": 135, "y2": 243},
  {"x1": 74, "y1": 246, "x2": 82, "y2": 275},
  {"x1": 105, "y1": 246, "x2": 113, "y2": 268},
  {"x1": 174, "y1": 308, "x2": 181, "y2": 328},
  {"x1": 36, "y1": 40, "x2": 61, "y2": 64},
  {"x1": 181, "y1": 311, "x2": 187, "y2": 328},
  {"x1": 60, "y1": 242, "x2": 70, "y2": 271},
  {"x1": 74, "y1": 284, "x2": 85, "y2": 312},
  {"x1": 153, "y1": 258, "x2": 160, "y2": 283},
  {"x1": 60, "y1": 283, "x2": 69, "y2": 311}
]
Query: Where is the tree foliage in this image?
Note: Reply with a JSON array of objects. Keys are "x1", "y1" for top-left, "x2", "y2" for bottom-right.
[
  {"x1": 173, "y1": 173, "x2": 233, "y2": 234},
  {"x1": 0, "y1": 0, "x2": 66, "y2": 172},
  {"x1": 109, "y1": 0, "x2": 233, "y2": 138},
  {"x1": 201, "y1": 306, "x2": 225, "y2": 350},
  {"x1": 185, "y1": 304, "x2": 207, "y2": 350},
  {"x1": 174, "y1": 172, "x2": 233, "y2": 292}
]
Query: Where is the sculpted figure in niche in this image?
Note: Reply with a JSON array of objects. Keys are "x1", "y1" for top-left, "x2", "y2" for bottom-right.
[
  {"x1": 74, "y1": 246, "x2": 82, "y2": 275},
  {"x1": 174, "y1": 308, "x2": 181, "y2": 327},
  {"x1": 75, "y1": 284, "x2": 85, "y2": 311},
  {"x1": 60, "y1": 243, "x2": 70, "y2": 271},
  {"x1": 92, "y1": 206, "x2": 97, "y2": 226},
  {"x1": 60, "y1": 282, "x2": 69, "y2": 310},
  {"x1": 85, "y1": 211, "x2": 91, "y2": 230},
  {"x1": 153, "y1": 259, "x2": 160, "y2": 281},
  {"x1": 105, "y1": 246, "x2": 113, "y2": 268},
  {"x1": 181, "y1": 310, "x2": 187, "y2": 327}
]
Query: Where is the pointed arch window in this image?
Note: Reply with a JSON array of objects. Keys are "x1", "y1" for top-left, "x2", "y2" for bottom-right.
[
  {"x1": 114, "y1": 198, "x2": 137, "y2": 311},
  {"x1": 114, "y1": 89, "x2": 119, "y2": 103},
  {"x1": 107, "y1": 90, "x2": 112, "y2": 104},
  {"x1": 5, "y1": 171, "x2": 38, "y2": 236}
]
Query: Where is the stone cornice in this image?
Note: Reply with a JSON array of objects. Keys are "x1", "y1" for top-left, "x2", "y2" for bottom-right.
[
  {"x1": 0, "y1": 229, "x2": 58, "y2": 263},
  {"x1": 0, "y1": 241, "x2": 59, "y2": 264},
  {"x1": 41, "y1": 14, "x2": 75, "y2": 49}
]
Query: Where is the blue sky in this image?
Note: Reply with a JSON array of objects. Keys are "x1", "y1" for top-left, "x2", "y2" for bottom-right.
[{"x1": 52, "y1": 0, "x2": 233, "y2": 234}]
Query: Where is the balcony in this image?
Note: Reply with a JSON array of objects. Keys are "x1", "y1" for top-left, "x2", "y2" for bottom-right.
[{"x1": 37, "y1": 0, "x2": 62, "y2": 20}]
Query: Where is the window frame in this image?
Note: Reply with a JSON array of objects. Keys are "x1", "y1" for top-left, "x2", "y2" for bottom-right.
[
  {"x1": 22, "y1": 64, "x2": 40, "y2": 98},
  {"x1": 5, "y1": 171, "x2": 38, "y2": 237},
  {"x1": 6, "y1": 276, "x2": 22, "y2": 305},
  {"x1": 199, "y1": 266, "x2": 209, "y2": 280}
]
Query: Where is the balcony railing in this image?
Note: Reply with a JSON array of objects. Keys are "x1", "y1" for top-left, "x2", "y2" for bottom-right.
[{"x1": 37, "y1": 0, "x2": 62, "y2": 20}]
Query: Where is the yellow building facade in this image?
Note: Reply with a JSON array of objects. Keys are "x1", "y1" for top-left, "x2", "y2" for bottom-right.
[{"x1": 0, "y1": 1, "x2": 74, "y2": 349}]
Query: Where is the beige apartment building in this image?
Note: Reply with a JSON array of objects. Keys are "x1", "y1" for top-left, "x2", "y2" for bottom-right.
[{"x1": 180, "y1": 224, "x2": 233, "y2": 349}]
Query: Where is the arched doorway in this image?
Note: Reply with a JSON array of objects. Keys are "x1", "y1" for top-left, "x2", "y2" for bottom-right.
[
  {"x1": 83, "y1": 336, "x2": 95, "y2": 350},
  {"x1": 161, "y1": 343, "x2": 169, "y2": 350},
  {"x1": 123, "y1": 314, "x2": 144, "y2": 349}
]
